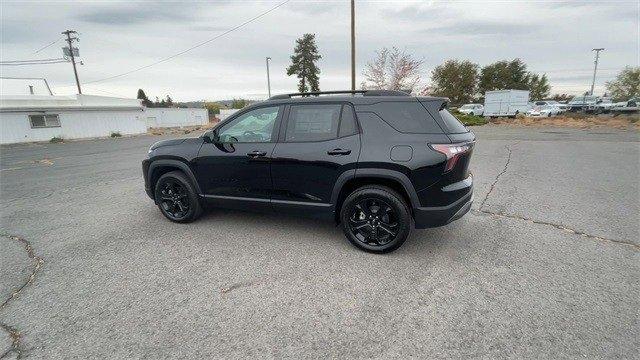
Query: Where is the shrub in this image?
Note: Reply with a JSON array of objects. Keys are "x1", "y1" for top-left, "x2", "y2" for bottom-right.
[
  {"x1": 451, "y1": 110, "x2": 488, "y2": 126},
  {"x1": 110, "y1": 132, "x2": 122, "y2": 138},
  {"x1": 49, "y1": 136, "x2": 64, "y2": 143}
]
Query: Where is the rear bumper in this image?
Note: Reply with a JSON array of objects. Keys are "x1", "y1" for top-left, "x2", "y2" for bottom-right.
[{"x1": 413, "y1": 176, "x2": 473, "y2": 229}]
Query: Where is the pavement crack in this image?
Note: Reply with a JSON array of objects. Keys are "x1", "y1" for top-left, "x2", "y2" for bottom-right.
[
  {"x1": 473, "y1": 209, "x2": 639, "y2": 251},
  {"x1": 0, "y1": 234, "x2": 45, "y2": 359},
  {"x1": 220, "y1": 279, "x2": 265, "y2": 295},
  {"x1": 0, "y1": 323, "x2": 23, "y2": 359},
  {"x1": 479, "y1": 142, "x2": 517, "y2": 210}
]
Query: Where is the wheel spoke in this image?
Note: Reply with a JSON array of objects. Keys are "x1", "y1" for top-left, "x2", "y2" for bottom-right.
[
  {"x1": 378, "y1": 224, "x2": 397, "y2": 236},
  {"x1": 348, "y1": 197, "x2": 400, "y2": 247}
]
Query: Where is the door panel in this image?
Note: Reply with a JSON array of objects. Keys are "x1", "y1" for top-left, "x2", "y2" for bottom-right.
[
  {"x1": 196, "y1": 142, "x2": 275, "y2": 199},
  {"x1": 193, "y1": 105, "x2": 281, "y2": 211},
  {"x1": 271, "y1": 135, "x2": 360, "y2": 205}
]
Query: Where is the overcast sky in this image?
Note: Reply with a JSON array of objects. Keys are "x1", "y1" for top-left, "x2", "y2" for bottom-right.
[{"x1": 1, "y1": 0, "x2": 638, "y2": 101}]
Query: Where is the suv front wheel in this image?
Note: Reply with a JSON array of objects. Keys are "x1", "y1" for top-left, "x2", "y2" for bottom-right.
[
  {"x1": 155, "y1": 171, "x2": 203, "y2": 223},
  {"x1": 340, "y1": 185, "x2": 412, "y2": 253}
]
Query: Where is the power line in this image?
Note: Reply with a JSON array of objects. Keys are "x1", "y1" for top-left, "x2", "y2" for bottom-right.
[
  {"x1": 0, "y1": 57, "x2": 66, "y2": 64},
  {"x1": 34, "y1": 37, "x2": 63, "y2": 54},
  {"x1": 0, "y1": 59, "x2": 68, "y2": 66},
  {"x1": 84, "y1": 0, "x2": 290, "y2": 85}
]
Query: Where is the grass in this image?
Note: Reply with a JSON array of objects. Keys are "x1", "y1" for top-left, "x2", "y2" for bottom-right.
[
  {"x1": 110, "y1": 132, "x2": 122, "y2": 138},
  {"x1": 452, "y1": 111, "x2": 488, "y2": 126},
  {"x1": 49, "y1": 136, "x2": 64, "y2": 143}
]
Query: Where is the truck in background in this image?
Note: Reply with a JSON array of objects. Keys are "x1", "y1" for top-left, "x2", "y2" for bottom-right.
[{"x1": 483, "y1": 90, "x2": 530, "y2": 118}]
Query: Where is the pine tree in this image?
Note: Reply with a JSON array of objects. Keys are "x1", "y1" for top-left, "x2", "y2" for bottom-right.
[
  {"x1": 137, "y1": 89, "x2": 153, "y2": 107},
  {"x1": 528, "y1": 74, "x2": 551, "y2": 100},
  {"x1": 286, "y1": 33, "x2": 322, "y2": 93}
]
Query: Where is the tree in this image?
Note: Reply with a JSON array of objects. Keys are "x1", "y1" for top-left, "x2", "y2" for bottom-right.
[
  {"x1": 231, "y1": 99, "x2": 247, "y2": 109},
  {"x1": 286, "y1": 33, "x2": 322, "y2": 93},
  {"x1": 528, "y1": 73, "x2": 551, "y2": 100},
  {"x1": 165, "y1": 95, "x2": 174, "y2": 107},
  {"x1": 430, "y1": 59, "x2": 479, "y2": 105},
  {"x1": 362, "y1": 47, "x2": 423, "y2": 92},
  {"x1": 478, "y1": 59, "x2": 530, "y2": 95},
  {"x1": 204, "y1": 102, "x2": 221, "y2": 117},
  {"x1": 137, "y1": 89, "x2": 153, "y2": 107},
  {"x1": 606, "y1": 66, "x2": 640, "y2": 101},
  {"x1": 551, "y1": 93, "x2": 572, "y2": 102}
]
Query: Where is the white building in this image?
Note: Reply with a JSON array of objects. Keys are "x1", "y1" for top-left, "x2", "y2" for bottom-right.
[{"x1": 0, "y1": 94, "x2": 209, "y2": 144}]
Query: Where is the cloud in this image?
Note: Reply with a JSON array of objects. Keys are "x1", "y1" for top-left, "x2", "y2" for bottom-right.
[
  {"x1": 427, "y1": 21, "x2": 533, "y2": 36},
  {"x1": 77, "y1": 4, "x2": 198, "y2": 25}
]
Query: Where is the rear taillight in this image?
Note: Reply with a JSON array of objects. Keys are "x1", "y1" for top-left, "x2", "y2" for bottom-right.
[{"x1": 429, "y1": 142, "x2": 474, "y2": 172}]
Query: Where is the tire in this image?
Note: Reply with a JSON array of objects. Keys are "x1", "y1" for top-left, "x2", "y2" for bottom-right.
[
  {"x1": 470, "y1": 112, "x2": 475, "y2": 116},
  {"x1": 340, "y1": 185, "x2": 412, "y2": 253},
  {"x1": 154, "y1": 170, "x2": 203, "y2": 223}
]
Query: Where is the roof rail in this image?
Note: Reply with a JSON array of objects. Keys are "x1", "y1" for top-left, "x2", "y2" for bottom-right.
[{"x1": 268, "y1": 89, "x2": 410, "y2": 100}]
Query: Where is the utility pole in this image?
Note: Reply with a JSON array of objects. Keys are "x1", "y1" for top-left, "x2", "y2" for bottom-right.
[
  {"x1": 62, "y1": 30, "x2": 82, "y2": 94},
  {"x1": 590, "y1": 48, "x2": 604, "y2": 96},
  {"x1": 266, "y1": 57, "x2": 272, "y2": 98},
  {"x1": 350, "y1": 0, "x2": 356, "y2": 91}
]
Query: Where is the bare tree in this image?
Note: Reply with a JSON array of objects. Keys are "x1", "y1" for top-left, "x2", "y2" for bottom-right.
[{"x1": 362, "y1": 47, "x2": 423, "y2": 92}]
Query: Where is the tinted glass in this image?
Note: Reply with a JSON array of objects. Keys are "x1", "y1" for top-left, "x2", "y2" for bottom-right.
[
  {"x1": 338, "y1": 105, "x2": 358, "y2": 137},
  {"x1": 286, "y1": 104, "x2": 341, "y2": 142},
  {"x1": 218, "y1": 106, "x2": 279, "y2": 143},
  {"x1": 439, "y1": 109, "x2": 468, "y2": 134},
  {"x1": 371, "y1": 101, "x2": 442, "y2": 133}
]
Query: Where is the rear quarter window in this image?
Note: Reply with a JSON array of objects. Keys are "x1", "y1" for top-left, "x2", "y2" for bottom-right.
[
  {"x1": 439, "y1": 109, "x2": 468, "y2": 134},
  {"x1": 369, "y1": 101, "x2": 443, "y2": 134}
]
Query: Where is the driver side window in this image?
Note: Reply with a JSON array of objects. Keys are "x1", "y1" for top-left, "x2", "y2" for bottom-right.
[{"x1": 218, "y1": 106, "x2": 280, "y2": 143}]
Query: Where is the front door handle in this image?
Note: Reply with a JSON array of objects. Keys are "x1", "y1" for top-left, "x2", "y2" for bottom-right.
[
  {"x1": 327, "y1": 148, "x2": 351, "y2": 156},
  {"x1": 247, "y1": 150, "x2": 267, "y2": 157}
]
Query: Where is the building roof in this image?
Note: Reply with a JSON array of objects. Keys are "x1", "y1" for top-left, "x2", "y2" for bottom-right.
[{"x1": 0, "y1": 94, "x2": 143, "y2": 112}]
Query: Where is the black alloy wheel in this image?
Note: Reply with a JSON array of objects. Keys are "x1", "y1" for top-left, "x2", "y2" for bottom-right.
[
  {"x1": 159, "y1": 179, "x2": 190, "y2": 220},
  {"x1": 155, "y1": 171, "x2": 202, "y2": 223},
  {"x1": 340, "y1": 185, "x2": 411, "y2": 253},
  {"x1": 348, "y1": 198, "x2": 399, "y2": 247}
]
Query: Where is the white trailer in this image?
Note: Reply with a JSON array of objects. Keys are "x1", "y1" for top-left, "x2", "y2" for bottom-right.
[{"x1": 483, "y1": 90, "x2": 530, "y2": 118}]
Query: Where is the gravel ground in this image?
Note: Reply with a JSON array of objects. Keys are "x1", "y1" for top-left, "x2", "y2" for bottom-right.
[{"x1": 0, "y1": 125, "x2": 638, "y2": 359}]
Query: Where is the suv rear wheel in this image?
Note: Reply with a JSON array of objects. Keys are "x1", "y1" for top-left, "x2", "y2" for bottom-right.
[
  {"x1": 340, "y1": 185, "x2": 411, "y2": 253},
  {"x1": 155, "y1": 171, "x2": 203, "y2": 223}
]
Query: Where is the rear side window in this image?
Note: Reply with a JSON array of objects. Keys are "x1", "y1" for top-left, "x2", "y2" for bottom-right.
[
  {"x1": 439, "y1": 109, "x2": 468, "y2": 134},
  {"x1": 338, "y1": 104, "x2": 358, "y2": 137},
  {"x1": 286, "y1": 104, "x2": 341, "y2": 142},
  {"x1": 370, "y1": 101, "x2": 442, "y2": 133}
]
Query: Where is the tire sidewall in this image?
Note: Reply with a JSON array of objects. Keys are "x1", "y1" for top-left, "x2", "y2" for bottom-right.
[
  {"x1": 154, "y1": 172, "x2": 201, "y2": 223},
  {"x1": 340, "y1": 187, "x2": 411, "y2": 253}
]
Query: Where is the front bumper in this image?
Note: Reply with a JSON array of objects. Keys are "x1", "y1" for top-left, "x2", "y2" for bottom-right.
[{"x1": 142, "y1": 159, "x2": 154, "y2": 200}]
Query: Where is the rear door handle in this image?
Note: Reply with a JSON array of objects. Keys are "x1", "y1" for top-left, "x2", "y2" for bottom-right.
[
  {"x1": 327, "y1": 148, "x2": 351, "y2": 156},
  {"x1": 247, "y1": 150, "x2": 267, "y2": 157}
]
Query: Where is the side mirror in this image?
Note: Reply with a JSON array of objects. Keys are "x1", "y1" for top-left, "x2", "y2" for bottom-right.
[{"x1": 203, "y1": 130, "x2": 219, "y2": 143}]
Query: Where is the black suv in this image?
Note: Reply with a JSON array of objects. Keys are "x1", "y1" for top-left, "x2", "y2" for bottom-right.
[{"x1": 142, "y1": 90, "x2": 475, "y2": 253}]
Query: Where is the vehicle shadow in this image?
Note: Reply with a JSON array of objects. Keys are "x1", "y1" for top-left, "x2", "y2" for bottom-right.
[{"x1": 194, "y1": 206, "x2": 453, "y2": 256}]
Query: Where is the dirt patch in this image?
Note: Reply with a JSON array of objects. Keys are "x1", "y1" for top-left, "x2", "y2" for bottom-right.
[
  {"x1": 148, "y1": 123, "x2": 216, "y2": 136},
  {"x1": 491, "y1": 114, "x2": 639, "y2": 130}
]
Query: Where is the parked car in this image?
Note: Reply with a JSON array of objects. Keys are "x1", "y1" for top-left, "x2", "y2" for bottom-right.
[
  {"x1": 567, "y1": 95, "x2": 598, "y2": 112},
  {"x1": 527, "y1": 104, "x2": 561, "y2": 117},
  {"x1": 595, "y1": 98, "x2": 615, "y2": 113},
  {"x1": 483, "y1": 90, "x2": 530, "y2": 118},
  {"x1": 611, "y1": 98, "x2": 640, "y2": 114},
  {"x1": 142, "y1": 90, "x2": 475, "y2": 253},
  {"x1": 458, "y1": 103, "x2": 484, "y2": 116},
  {"x1": 533, "y1": 100, "x2": 566, "y2": 113}
]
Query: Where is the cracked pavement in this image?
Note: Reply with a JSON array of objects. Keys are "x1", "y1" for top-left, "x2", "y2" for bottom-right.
[{"x1": 0, "y1": 126, "x2": 638, "y2": 359}]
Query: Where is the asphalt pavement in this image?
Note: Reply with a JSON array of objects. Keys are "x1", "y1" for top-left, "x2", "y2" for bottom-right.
[{"x1": 0, "y1": 125, "x2": 638, "y2": 359}]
